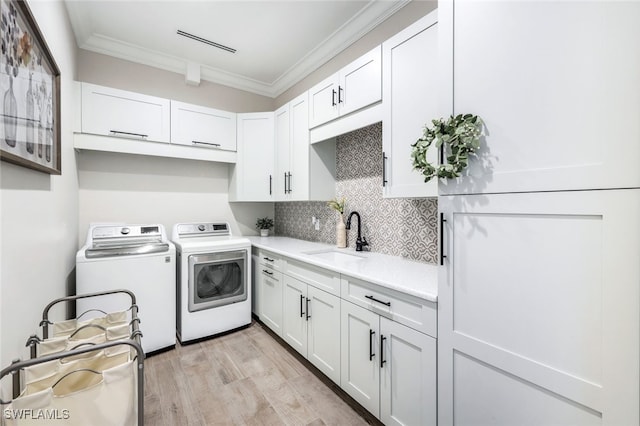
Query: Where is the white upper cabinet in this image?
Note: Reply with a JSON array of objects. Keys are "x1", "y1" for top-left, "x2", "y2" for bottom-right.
[
  {"x1": 308, "y1": 74, "x2": 340, "y2": 129},
  {"x1": 229, "y1": 112, "x2": 274, "y2": 202},
  {"x1": 308, "y1": 46, "x2": 382, "y2": 129},
  {"x1": 170, "y1": 101, "x2": 237, "y2": 151},
  {"x1": 81, "y1": 82, "x2": 170, "y2": 143},
  {"x1": 439, "y1": 0, "x2": 640, "y2": 194},
  {"x1": 275, "y1": 93, "x2": 336, "y2": 202},
  {"x1": 382, "y1": 11, "x2": 439, "y2": 199}
]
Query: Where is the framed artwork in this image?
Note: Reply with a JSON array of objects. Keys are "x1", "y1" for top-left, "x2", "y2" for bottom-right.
[{"x1": 0, "y1": 0, "x2": 61, "y2": 174}]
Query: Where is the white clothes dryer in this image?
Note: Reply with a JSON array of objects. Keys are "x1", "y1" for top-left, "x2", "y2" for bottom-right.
[
  {"x1": 172, "y1": 222, "x2": 251, "y2": 343},
  {"x1": 76, "y1": 223, "x2": 176, "y2": 354}
]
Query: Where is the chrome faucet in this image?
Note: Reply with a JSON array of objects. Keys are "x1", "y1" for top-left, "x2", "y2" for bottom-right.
[{"x1": 345, "y1": 211, "x2": 369, "y2": 252}]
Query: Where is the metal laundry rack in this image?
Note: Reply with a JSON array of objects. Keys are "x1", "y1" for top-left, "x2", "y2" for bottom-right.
[{"x1": 0, "y1": 289, "x2": 144, "y2": 426}]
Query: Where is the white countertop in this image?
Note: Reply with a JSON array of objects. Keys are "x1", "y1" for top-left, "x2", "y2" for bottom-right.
[{"x1": 247, "y1": 236, "x2": 438, "y2": 303}]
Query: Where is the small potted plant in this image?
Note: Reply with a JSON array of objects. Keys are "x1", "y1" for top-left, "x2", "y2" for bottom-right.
[{"x1": 256, "y1": 217, "x2": 274, "y2": 237}]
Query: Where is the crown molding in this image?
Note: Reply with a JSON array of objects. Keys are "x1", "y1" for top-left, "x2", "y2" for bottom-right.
[{"x1": 70, "y1": 1, "x2": 410, "y2": 98}]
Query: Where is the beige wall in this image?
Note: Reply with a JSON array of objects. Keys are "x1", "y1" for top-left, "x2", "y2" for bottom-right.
[
  {"x1": 275, "y1": 0, "x2": 437, "y2": 107},
  {"x1": 0, "y1": 0, "x2": 79, "y2": 379},
  {"x1": 77, "y1": 50, "x2": 274, "y2": 112}
]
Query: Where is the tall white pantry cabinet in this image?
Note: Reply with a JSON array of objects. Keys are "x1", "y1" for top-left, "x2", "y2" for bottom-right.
[{"x1": 437, "y1": 1, "x2": 640, "y2": 425}]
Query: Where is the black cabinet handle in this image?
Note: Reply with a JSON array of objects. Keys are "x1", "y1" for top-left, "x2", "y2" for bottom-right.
[
  {"x1": 300, "y1": 295, "x2": 305, "y2": 318},
  {"x1": 369, "y1": 329, "x2": 375, "y2": 361},
  {"x1": 284, "y1": 172, "x2": 288, "y2": 194},
  {"x1": 440, "y1": 213, "x2": 447, "y2": 266},
  {"x1": 287, "y1": 172, "x2": 292, "y2": 194},
  {"x1": 338, "y1": 86, "x2": 343, "y2": 104},
  {"x1": 262, "y1": 269, "x2": 273, "y2": 276},
  {"x1": 332, "y1": 89, "x2": 337, "y2": 106},
  {"x1": 305, "y1": 297, "x2": 311, "y2": 321},
  {"x1": 109, "y1": 130, "x2": 148, "y2": 139},
  {"x1": 382, "y1": 152, "x2": 388, "y2": 187},
  {"x1": 365, "y1": 294, "x2": 391, "y2": 307},
  {"x1": 269, "y1": 175, "x2": 272, "y2": 195},
  {"x1": 263, "y1": 257, "x2": 274, "y2": 262},
  {"x1": 380, "y1": 335, "x2": 387, "y2": 368}
]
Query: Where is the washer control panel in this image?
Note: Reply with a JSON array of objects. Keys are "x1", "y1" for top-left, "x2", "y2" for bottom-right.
[{"x1": 92, "y1": 225, "x2": 162, "y2": 240}]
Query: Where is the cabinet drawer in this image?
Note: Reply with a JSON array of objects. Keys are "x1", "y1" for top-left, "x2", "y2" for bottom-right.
[
  {"x1": 285, "y1": 259, "x2": 340, "y2": 297},
  {"x1": 257, "y1": 250, "x2": 283, "y2": 272},
  {"x1": 341, "y1": 275, "x2": 436, "y2": 337},
  {"x1": 81, "y1": 82, "x2": 170, "y2": 143}
]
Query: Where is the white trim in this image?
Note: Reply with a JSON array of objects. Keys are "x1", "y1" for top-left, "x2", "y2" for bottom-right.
[{"x1": 68, "y1": 1, "x2": 410, "y2": 98}]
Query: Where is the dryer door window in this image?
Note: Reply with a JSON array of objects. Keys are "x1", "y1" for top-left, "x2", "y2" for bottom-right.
[{"x1": 188, "y1": 250, "x2": 247, "y2": 312}]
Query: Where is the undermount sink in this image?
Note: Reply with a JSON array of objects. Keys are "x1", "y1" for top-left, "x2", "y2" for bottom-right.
[{"x1": 302, "y1": 249, "x2": 365, "y2": 262}]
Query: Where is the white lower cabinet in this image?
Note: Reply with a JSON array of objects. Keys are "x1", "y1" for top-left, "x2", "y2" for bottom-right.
[
  {"x1": 257, "y1": 264, "x2": 283, "y2": 337},
  {"x1": 341, "y1": 300, "x2": 437, "y2": 424},
  {"x1": 282, "y1": 275, "x2": 341, "y2": 384}
]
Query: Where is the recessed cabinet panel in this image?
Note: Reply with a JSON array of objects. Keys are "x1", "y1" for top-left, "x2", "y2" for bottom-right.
[
  {"x1": 453, "y1": 353, "x2": 602, "y2": 426},
  {"x1": 81, "y1": 82, "x2": 170, "y2": 143},
  {"x1": 282, "y1": 275, "x2": 307, "y2": 357},
  {"x1": 307, "y1": 286, "x2": 341, "y2": 384},
  {"x1": 230, "y1": 112, "x2": 274, "y2": 202},
  {"x1": 439, "y1": 190, "x2": 640, "y2": 425},
  {"x1": 382, "y1": 11, "x2": 439, "y2": 198},
  {"x1": 380, "y1": 317, "x2": 437, "y2": 426},
  {"x1": 171, "y1": 101, "x2": 237, "y2": 151},
  {"x1": 339, "y1": 46, "x2": 382, "y2": 117},
  {"x1": 340, "y1": 300, "x2": 380, "y2": 417},
  {"x1": 259, "y1": 268, "x2": 283, "y2": 337},
  {"x1": 308, "y1": 75, "x2": 339, "y2": 129},
  {"x1": 308, "y1": 47, "x2": 381, "y2": 129},
  {"x1": 439, "y1": 0, "x2": 640, "y2": 194}
]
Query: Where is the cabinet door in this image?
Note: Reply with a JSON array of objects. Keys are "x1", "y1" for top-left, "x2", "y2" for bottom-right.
[
  {"x1": 439, "y1": 0, "x2": 640, "y2": 194},
  {"x1": 438, "y1": 190, "x2": 640, "y2": 425},
  {"x1": 171, "y1": 101, "x2": 237, "y2": 151},
  {"x1": 382, "y1": 12, "x2": 438, "y2": 198},
  {"x1": 81, "y1": 83, "x2": 170, "y2": 143},
  {"x1": 288, "y1": 93, "x2": 310, "y2": 201},
  {"x1": 341, "y1": 300, "x2": 380, "y2": 417},
  {"x1": 258, "y1": 268, "x2": 283, "y2": 337},
  {"x1": 380, "y1": 317, "x2": 436, "y2": 426},
  {"x1": 308, "y1": 74, "x2": 340, "y2": 128},
  {"x1": 282, "y1": 275, "x2": 308, "y2": 357},
  {"x1": 274, "y1": 103, "x2": 290, "y2": 201},
  {"x1": 339, "y1": 46, "x2": 382, "y2": 117},
  {"x1": 307, "y1": 286, "x2": 341, "y2": 385},
  {"x1": 233, "y1": 112, "x2": 274, "y2": 201}
]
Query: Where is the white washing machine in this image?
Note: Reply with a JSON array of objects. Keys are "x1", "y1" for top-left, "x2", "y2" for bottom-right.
[
  {"x1": 76, "y1": 224, "x2": 176, "y2": 354},
  {"x1": 172, "y1": 222, "x2": 251, "y2": 343}
]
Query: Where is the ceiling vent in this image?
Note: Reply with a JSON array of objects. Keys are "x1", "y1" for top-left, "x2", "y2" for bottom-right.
[{"x1": 177, "y1": 30, "x2": 236, "y2": 54}]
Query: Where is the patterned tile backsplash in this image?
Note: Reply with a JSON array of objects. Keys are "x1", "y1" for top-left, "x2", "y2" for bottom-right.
[{"x1": 274, "y1": 122, "x2": 438, "y2": 264}]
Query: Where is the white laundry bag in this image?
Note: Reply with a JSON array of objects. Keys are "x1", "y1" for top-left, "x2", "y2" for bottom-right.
[{"x1": 4, "y1": 359, "x2": 137, "y2": 426}]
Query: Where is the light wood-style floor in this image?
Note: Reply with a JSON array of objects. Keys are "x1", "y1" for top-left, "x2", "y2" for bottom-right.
[{"x1": 144, "y1": 320, "x2": 378, "y2": 426}]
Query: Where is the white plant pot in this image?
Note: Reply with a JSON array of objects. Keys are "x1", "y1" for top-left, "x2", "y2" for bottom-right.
[{"x1": 260, "y1": 229, "x2": 269, "y2": 237}]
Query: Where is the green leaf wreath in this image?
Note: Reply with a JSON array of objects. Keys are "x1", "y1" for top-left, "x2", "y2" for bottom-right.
[{"x1": 411, "y1": 114, "x2": 483, "y2": 182}]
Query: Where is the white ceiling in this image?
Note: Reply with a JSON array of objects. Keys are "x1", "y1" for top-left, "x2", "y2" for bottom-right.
[{"x1": 64, "y1": 0, "x2": 409, "y2": 98}]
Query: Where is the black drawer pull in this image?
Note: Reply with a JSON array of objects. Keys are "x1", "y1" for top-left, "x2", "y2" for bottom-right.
[
  {"x1": 263, "y1": 257, "x2": 274, "y2": 262},
  {"x1": 305, "y1": 298, "x2": 311, "y2": 321},
  {"x1": 380, "y1": 335, "x2": 387, "y2": 368},
  {"x1": 262, "y1": 269, "x2": 273, "y2": 276},
  {"x1": 369, "y1": 329, "x2": 375, "y2": 361},
  {"x1": 300, "y1": 295, "x2": 305, "y2": 318},
  {"x1": 440, "y1": 213, "x2": 447, "y2": 266},
  {"x1": 365, "y1": 295, "x2": 391, "y2": 307}
]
